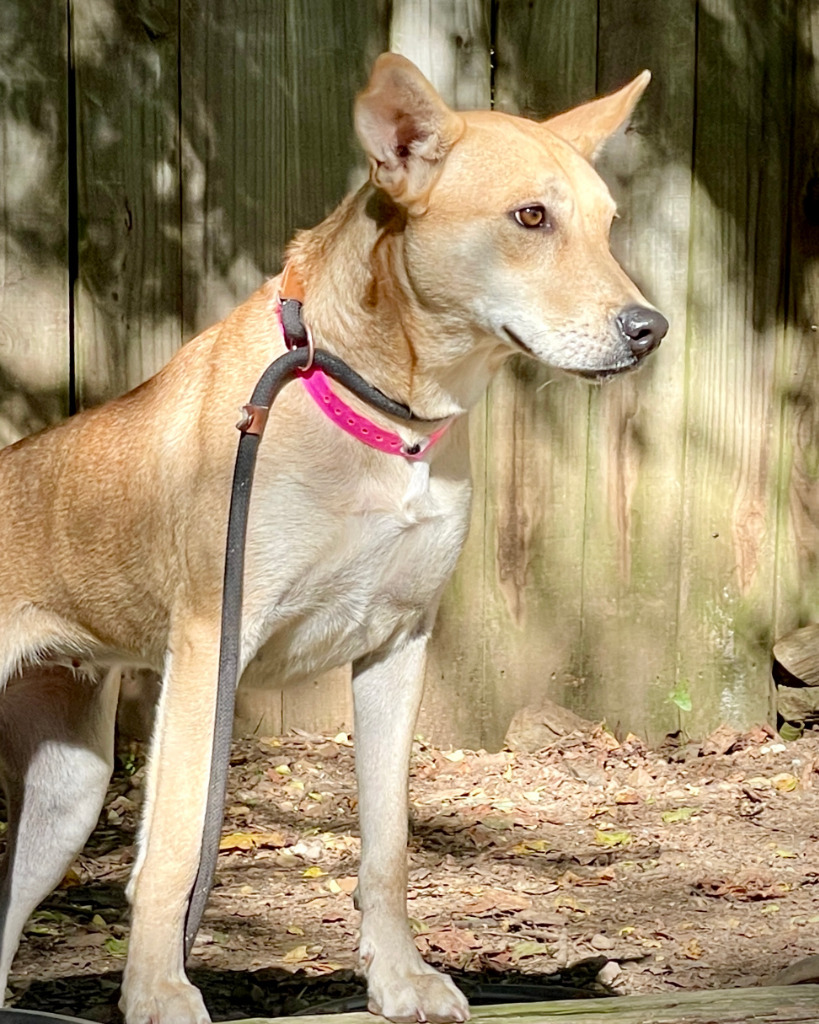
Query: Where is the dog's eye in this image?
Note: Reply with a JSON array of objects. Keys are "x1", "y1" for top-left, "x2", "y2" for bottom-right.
[{"x1": 513, "y1": 205, "x2": 550, "y2": 229}]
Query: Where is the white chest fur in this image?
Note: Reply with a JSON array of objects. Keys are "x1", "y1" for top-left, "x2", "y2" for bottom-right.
[{"x1": 240, "y1": 453, "x2": 472, "y2": 686}]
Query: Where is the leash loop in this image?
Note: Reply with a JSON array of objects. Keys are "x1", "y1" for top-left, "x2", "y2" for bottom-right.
[
  {"x1": 184, "y1": 264, "x2": 463, "y2": 956},
  {"x1": 184, "y1": 338, "x2": 453, "y2": 957}
]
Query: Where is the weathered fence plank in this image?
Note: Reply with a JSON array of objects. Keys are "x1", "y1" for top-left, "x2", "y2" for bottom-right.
[
  {"x1": 674, "y1": 0, "x2": 795, "y2": 737},
  {"x1": 472, "y1": 1, "x2": 598, "y2": 751},
  {"x1": 480, "y1": 1, "x2": 692, "y2": 745},
  {"x1": 576, "y1": 0, "x2": 697, "y2": 740},
  {"x1": 0, "y1": 0, "x2": 69, "y2": 446},
  {"x1": 223, "y1": 0, "x2": 391, "y2": 737},
  {"x1": 775, "y1": 0, "x2": 819, "y2": 645},
  {"x1": 72, "y1": 0, "x2": 183, "y2": 407},
  {"x1": 382, "y1": 0, "x2": 494, "y2": 746}
]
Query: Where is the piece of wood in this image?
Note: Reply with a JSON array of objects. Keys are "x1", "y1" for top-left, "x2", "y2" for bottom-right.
[
  {"x1": 382, "y1": 0, "x2": 494, "y2": 749},
  {"x1": 179, "y1": 0, "x2": 389, "y2": 335},
  {"x1": 673, "y1": 0, "x2": 794, "y2": 738},
  {"x1": 568, "y1": 0, "x2": 698, "y2": 743},
  {"x1": 72, "y1": 0, "x2": 183, "y2": 407},
  {"x1": 774, "y1": 2, "x2": 819, "y2": 649},
  {"x1": 467, "y1": 0, "x2": 597, "y2": 751},
  {"x1": 236, "y1": 984, "x2": 819, "y2": 1024},
  {"x1": 0, "y1": 0, "x2": 70, "y2": 445},
  {"x1": 181, "y1": 0, "x2": 389, "y2": 734},
  {"x1": 774, "y1": 623, "x2": 819, "y2": 686},
  {"x1": 474, "y1": 1, "x2": 698, "y2": 746}
]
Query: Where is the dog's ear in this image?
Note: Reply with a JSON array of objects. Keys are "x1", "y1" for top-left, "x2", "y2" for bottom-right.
[
  {"x1": 542, "y1": 71, "x2": 651, "y2": 161},
  {"x1": 355, "y1": 53, "x2": 465, "y2": 208}
]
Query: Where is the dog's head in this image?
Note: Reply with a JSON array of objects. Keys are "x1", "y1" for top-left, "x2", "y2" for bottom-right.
[{"x1": 355, "y1": 54, "x2": 667, "y2": 380}]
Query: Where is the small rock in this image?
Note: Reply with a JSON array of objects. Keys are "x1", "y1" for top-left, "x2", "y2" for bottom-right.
[
  {"x1": 504, "y1": 699, "x2": 596, "y2": 753},
  {"x1": 778, "y1": 685, "x2": 819, "y2": 725},
  {"x1": 597, "y1": 960, "x2": 622, "y2": 986}
]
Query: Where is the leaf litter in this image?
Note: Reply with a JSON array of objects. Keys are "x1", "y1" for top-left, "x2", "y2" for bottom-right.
[{"x1": 4, "y1": 723, "x2": 819, "y2": 1020}]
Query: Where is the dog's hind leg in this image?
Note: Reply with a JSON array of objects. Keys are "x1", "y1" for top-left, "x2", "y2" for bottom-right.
[
  {"x1": 0, "y1": 665, "x2": 119, "y2": 1001},
  {"x1": 353, "y1": 625, "x2": 470, "y2": 1023}
]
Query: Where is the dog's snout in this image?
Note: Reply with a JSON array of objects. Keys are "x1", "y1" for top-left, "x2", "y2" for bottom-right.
[{"x1": 617, "y1": 305, "x2": 668, "y2": 359}]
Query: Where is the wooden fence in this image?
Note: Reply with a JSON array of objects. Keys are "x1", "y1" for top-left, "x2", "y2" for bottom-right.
[{"x1": 1, "y1": 0, "x2": 817, "y2": 747}]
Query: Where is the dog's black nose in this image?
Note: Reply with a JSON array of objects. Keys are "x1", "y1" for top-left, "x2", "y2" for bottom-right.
[{"x1": 617, "y1": 305, "x2": 668, "y2": 358}]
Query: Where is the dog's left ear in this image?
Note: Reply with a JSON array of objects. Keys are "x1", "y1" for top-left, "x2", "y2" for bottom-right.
[
  {"x1": 355, "y1": 53, "x2": 465, "y2": 208},
  {"x1": 542, "y1": 71, "x2": 651, "y2": 162}
]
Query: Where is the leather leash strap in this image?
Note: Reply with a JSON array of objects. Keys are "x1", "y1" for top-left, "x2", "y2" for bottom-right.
[{"x1": 183, "y1": 269, "x2": 452, "y2": 957}]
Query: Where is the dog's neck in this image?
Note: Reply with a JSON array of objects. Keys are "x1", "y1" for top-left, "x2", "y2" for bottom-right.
[{"x1": 283, "y1": 184, "x2": 509, "y2": 422}]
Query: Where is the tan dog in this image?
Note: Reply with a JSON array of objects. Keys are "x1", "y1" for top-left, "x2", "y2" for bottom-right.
[{"x1": 0, "y1": 54, "x2": 666, "y2": 1023}]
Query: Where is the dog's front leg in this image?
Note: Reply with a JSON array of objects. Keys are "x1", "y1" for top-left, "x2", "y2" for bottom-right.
[
  {"x1": 120, "y1": 615, "x2": 219, "y2": 1024},
  {"x1": 353, "y1": 626, "x2": 469, "y2": 1024}
]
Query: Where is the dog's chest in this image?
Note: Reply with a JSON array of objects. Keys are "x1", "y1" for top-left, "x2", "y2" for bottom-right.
[{"x1": 243, "y1": 459, "x2": 471, "y2": 683}]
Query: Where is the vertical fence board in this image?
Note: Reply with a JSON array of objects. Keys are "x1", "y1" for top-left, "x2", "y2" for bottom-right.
[
  {"x1": 380, "y1": 0, "x2": 493, "y2": 747},
  {"x1": 72, "y1": 0, "x2": 182, "y2": 408},
  {"x1": 576, "y1": 0, "x2": 697, "y2": 741},
  {"x1": 477, "y1": 0, "x2": 598, "y2": 749},
  {"x1": 0, "y1": 0, "x2": 69, "y2": 445},
  {"x1": 674, "y1": 0, "x2": 794, "y2": 737},
  {"x1": 202, "y1": 1, "x2": 390, "y2": 736},
  {"x1": 775, "y1": 0, "x2": 819, "y2": 645},
  {"x1": 179, "y1": 0, "x2": 388, "y2": 336}
]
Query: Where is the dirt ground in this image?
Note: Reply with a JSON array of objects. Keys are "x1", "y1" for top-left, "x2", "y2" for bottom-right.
[{"x1": 6, "y1": 722, "x2": 819, "y2": 1021}]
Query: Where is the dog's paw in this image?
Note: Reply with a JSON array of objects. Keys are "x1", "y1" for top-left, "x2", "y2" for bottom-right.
[
  {"x1": 120, "y1": 976, "x2": 210, "y2": 1024},
  {"x1": 367, "y1": 966, "x2": 469, "y2": 1023}
]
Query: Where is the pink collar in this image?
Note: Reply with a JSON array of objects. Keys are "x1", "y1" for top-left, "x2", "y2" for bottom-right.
[{"x1": 299, "y1": 366, "x2": 452, "y2": 460}]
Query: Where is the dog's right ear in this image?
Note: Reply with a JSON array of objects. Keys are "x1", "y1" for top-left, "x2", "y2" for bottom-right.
[
  {"x1": 542, "y1": 71, "x2": 651, "y2": 162},
  {"x1": 355, "y1": 53, "x2": 465, "y2": 209}
]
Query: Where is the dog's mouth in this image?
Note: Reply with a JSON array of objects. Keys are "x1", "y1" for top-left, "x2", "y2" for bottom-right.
[
  {"x1": 502, "y1": 326, "x2": 637, "y2": 381},
  {"x1": 573, "y1": 363, "x2": 638, "y2": 382},
  {"x1": 503, "y1": 325, "x2": 537, "y2": 357}
]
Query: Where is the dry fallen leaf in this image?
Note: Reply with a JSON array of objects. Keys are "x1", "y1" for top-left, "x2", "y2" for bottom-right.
[
  {"x1": 418, "y1": 928, "x2": 480, "y2": 955},
  {"x1": 219, "y1": 830, "x2": 287, "y2": 852},
  {"x1": 662, "y1": 806, "x2": 699, "y2": 824},
  {"x1": 509, "y1": 939, "x2": 551, "y2": 962},
  {"x1": 511, "y1": 838, "x2": 550, "y2": 855},
  {"x1": 282, "y1": 944, "x2": 310, "y2": 963},
  {"x1": 695, "y1": 874, "x2": 789, "y2": 901},
  {"x1": 593, "y1": 828, "x2": 632, "y2": 848},
  {"x1": 462, "y1": 889, "x2": 530, "y2": 915},
  {"x1": 772, "y1": 773, "x2": 799, "y2": 792}
]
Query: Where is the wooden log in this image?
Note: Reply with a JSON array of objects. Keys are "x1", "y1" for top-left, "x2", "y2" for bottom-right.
[
  {"x1": 774, "y1": 623, "x2": 819, "y2": 687},
  {"x1": 235, "y1": 984, "x2": 819, "y2": 1024}
]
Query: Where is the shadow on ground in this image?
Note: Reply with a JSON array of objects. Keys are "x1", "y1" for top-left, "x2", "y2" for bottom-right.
[{"x1": 12, "y1": 957, "x2": 614, "y2": 1023}]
